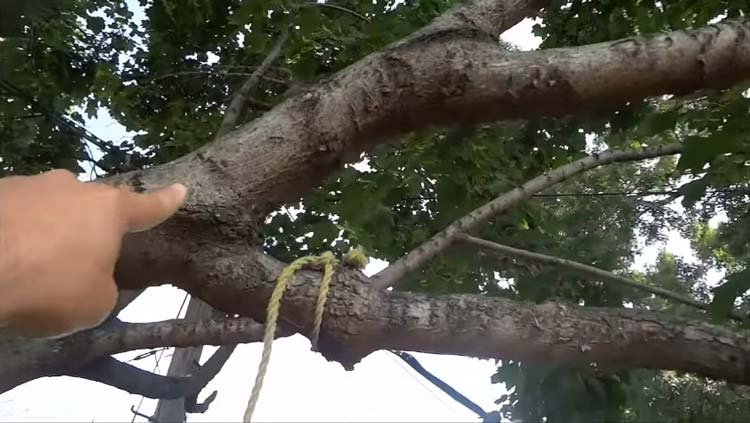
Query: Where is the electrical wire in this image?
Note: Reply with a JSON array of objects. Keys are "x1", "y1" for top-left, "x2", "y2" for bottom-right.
[
  {"x1": 388, "y1": 350, "x2": 494, "y2": 421},
  {"x1": 128, "y1": 292, "x2": 190, "y2": 422},
  {"x1": 386, "y1": 351, "x2": 456, "y2": 411}
]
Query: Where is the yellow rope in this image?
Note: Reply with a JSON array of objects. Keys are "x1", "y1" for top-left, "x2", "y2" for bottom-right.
[
  {"x1": 243, "y1": 252, "x2": 338, "y2": 422},
  {"x1": 310, "y1": 251, "x2": 336, "y2": 350}
]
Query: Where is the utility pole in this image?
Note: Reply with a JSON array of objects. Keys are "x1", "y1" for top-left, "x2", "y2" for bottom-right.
[{"x1": 153, "y1": 298, "x2": 223, "y2": 423}]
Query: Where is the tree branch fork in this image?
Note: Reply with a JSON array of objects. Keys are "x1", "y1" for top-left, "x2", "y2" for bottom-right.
[{"x1": 4, "y1": 0, "x2": 750, "y2": 404}]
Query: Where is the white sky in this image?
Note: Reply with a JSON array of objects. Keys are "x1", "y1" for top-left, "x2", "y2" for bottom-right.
[{"x1": 0, "y1": 14, "x2": 725, "y2": 423}]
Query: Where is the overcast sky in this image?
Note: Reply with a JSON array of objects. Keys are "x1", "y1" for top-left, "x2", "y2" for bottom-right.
[{"x1": 0, "y1": 10, "x2": 723, "y2": 423}]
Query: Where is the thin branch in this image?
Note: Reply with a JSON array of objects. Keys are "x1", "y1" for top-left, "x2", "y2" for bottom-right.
[
  {"x1": 130, "y1": 405, "x2": 155, "y2": 422},
  {"x1": 457, "y1": 234, "x2": 745, "y2": 321},
  {"x1": 68, "y1": 345, "x2": 235, "y2": 399},
  {"x1": 302, "y1": 2, "x2": 371, "y2": 23},
  {"x1": 243, "y1": 97, "x2": 273, "y2": 111},
  {"x1": 147, "y1": 71, "x2": 288, "y2": 86},
  {"x1": 85, "y1": 317, "x2": 271, "y2": 356},
  {"x1": 372, "y1": 143, "x2": 683, "y2": 290},
  {"x1": 533, "y1": 190, "x2": 680, "y2": 197},
  {"x1": 215, "y1": 27, "x2": 290, "y2": 138},
  {"x1": 0, "y1": 317, "x2": 281, "y2": 395},
  {"x1": 0, "y1": 79, "x2": 118, "y2": 167}
]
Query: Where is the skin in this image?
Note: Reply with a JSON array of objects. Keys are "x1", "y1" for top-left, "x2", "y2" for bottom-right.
[{"x1": 0, "y1": 169, "x2": 187, "y2": 339}]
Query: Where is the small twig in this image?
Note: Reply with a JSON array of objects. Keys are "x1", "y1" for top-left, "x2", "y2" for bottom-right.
[
  {"x1": 457, "y1": 234, "x2": 744, "y2": 321},
  {"x1": 302, "y1": 2, "x2": 371, "y2": 23},
  {"x1": 130, "y1": 405, "x2": 155, "y2": 422},
  {"x1": 0, "y1": 79, "x2": 118, "y2": 173},
  {"x1": 371, "y1": 143, "x2": 684, "y2": 290},
  {"x1": 186, "y1": 390, "x2": 218, "y2": 414}
]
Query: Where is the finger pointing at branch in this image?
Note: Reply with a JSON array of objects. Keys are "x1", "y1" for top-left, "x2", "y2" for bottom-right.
[
  {"x1": 0, "y1": 170, "x2": 188, "y2": 339},
  {"x1": 121, "y1": 183, "x2": 188, "y2": 233}
]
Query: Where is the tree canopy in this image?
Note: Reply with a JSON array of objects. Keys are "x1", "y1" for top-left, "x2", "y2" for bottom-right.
[{"x1": 2, "y1": 0, "x2": 750, "y2": 421}]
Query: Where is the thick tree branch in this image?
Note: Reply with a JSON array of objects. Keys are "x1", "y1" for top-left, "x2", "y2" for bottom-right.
[
  {"x1": 359, "y1": 291, "x2": 750, "y2": 385},
  {"x1": 68, "y1": 346, "x2": 234, "y2": 399},
  {"x1": 7, "y1": 1, "x2": 750, "y2": 396},
  {"x1": 372, "y1": 143, "x2": 683, "y2": 289},
  {"x1": 107, "y1": 18, "x2": 750, "y2": 240},
  {"x1": 6, "y1": 247, "x2": 750, "y2": 392},
  {"x1": 120, "y1": 247, "x2": 750, "y2": 385},
  {"x1": 457, "y1": 234, "x2": 745, "y2": 321}
]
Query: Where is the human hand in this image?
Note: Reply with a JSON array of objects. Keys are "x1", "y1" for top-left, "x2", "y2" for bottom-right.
[{"x1": 0, "y1": 169, "x2": 187, "y2": 338}]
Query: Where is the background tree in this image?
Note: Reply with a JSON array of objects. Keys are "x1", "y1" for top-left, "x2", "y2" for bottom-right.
[{"x1": 2, "y1": 0, "x2": 750, "y2": 422}]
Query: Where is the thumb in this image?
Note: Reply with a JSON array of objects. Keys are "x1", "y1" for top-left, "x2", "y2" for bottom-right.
[{"x1": 120, "y1": 183, "x2": 188, "y2": 233}]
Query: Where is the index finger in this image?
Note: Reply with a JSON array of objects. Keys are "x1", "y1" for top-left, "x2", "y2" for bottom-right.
[{"x1": 119, "y1": 183, "x2": 188, "y2": 233}]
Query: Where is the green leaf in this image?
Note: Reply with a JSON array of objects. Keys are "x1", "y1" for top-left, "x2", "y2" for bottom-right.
[
  {"x1": 680, "y1": 177, "x2": 709, "y2": 208},
  {"x1": 86, "y1": 16, "x2": 106, "y2": 32},
  {"x1": 677, "y1": 132, "x2": 745, "y2": 171},
  {"x1": 709, "y1": 268, "x2": 750, "y2": 322}
]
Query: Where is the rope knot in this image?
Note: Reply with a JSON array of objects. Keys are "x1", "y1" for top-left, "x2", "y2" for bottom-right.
[{"x1": 243, "y1": 250, "x2": 345, "y2": 422}]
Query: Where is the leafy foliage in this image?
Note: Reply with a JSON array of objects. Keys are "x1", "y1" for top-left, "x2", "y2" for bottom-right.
[{"x1": 2, "y1": 0, "x2": 750, "y2": 421}]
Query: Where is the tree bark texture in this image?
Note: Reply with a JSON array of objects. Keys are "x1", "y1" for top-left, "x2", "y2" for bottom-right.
[{"x1": 3, "y1": 0, "x2": 750, "y2": 396}]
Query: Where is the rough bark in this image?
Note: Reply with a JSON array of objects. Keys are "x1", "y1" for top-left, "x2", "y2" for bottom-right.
[
  {"x1": 0, "y1": 317, "x2": 272, "y2": 394},
  {"x1": 6, "y1": 258, "x2": 750, "y2": 391},
  {"x1": 3, "y1": 0, "x2": 750, "y2": 397}
]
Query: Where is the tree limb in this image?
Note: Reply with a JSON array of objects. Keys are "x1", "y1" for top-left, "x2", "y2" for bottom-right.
[
  {"x1": 372, "y1": 143, "x2": 683, "y2": 289},
  {"x1": 7, "y1": 0, "x2": 750, "y2": 396},
  {"x1": 67, "y1": 346, "x2": 234, "y2": 399},
  {"x1": 456, "y1": 234, "x2": 745, "y2": 321},
  {"x1": 6, "y1": 250, "x2": 750, "y2": 392},
  {"x1": 0, "y1": 317, "x2": 279, "y2": 394},
  {"x1": 360, "y1": 291, "x2": 750, "y2": 385}
]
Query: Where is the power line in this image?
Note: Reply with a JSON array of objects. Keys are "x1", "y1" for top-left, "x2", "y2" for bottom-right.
[
  {"x1": 386, "y1": 351, "x2": 456, "y2": 410},
  {"x1": 388, "y1": 350, "x2": 496, "y2": 422},
  {"x1": 128, "y1": 292, "x2": 190, "y2": 423},
  {"x1": 0, "y1": 79, "x2": 118, "y2": 173}
]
